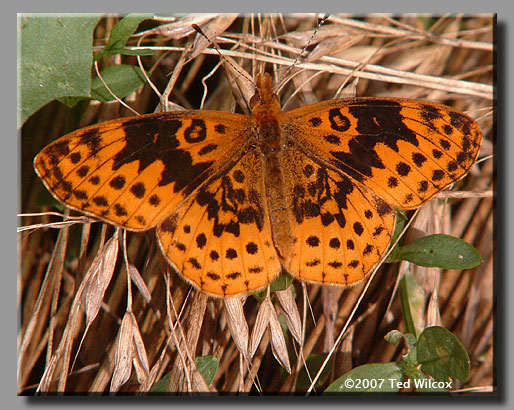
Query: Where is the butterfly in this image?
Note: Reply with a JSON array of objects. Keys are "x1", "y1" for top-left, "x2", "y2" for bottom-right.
[{"x1": 34, "y1": 72, "x2": 483, "y2": 297}]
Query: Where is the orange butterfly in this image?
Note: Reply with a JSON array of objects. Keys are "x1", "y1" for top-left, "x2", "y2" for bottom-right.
[{"x1": 34, "y1": 72, "x2": 482, "y2": 297}]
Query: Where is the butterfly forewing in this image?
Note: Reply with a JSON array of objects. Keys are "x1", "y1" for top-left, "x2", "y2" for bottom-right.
[
  {"x1": 283, "y1": 98, "x2": 483, "y2": 210},
  {"x1": 34, "y1": 110, "x2": 251, "y2": 231}
]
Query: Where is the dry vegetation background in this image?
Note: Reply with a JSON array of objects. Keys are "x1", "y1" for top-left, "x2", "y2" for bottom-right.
[{"x1": 18, "y1": 14, "x2": 494, "y2": 394}]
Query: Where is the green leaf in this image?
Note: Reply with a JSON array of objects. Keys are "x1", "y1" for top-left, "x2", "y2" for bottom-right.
[
  {"x1": 91, "y1": 64, "x2": 147, "y2": 102},
  {"x1": 385, "y1": 331, "x2": 418, "y2": 366},
  {"x1": 388, "y1": 234, "x2": 482, "y2": 269},
  {"x1": 150, "y1": 371, "x2": 171, "y2": 393},
  {"x1": 195, "y1": 356, "x2": 219, "y2": 385},
  {"x1": 56, "y1": 95, "x2": 85, "y2": 109},
  {"x1": 324, "y1": 362, "x2": 404, "y2": 393},
  {"x1": 36, "y1": 185, "x2": 64, "y2": 210},
  {"x1": 96, "y1": 47, "x2": 156, "y2": 59},
  {"x1": 269, "y1": 270, "x2": 294, "y2": 293},
  {"x1": 385, "y1": 211, "x2": 407, "y2": 263},
  {"x1": 417, "y1": 326, "x2": 470, "y2": 383},
  {"x1": 95, "y1": 13, "x2": 154, "y2": 60},
  {"x1": 409, "y1": 371, "x2": 451, "y2": 394},
  {"x1": 392, "y1": 210, "x2": 408, "y2": 244},
  {"x1": 150, "y1": 356, "x2": 219, "y2": 392},
  {"x1": 296, "y1": 353, "x2": 332, "y2": 391},
  {"x1": 398, "y1": 274, "x2": 426, "y2": 338},
  {"x1": 18, "y1": 14, "x2": 101, "y2": 127},
  {"x1": 252, "y1": 270, "x2": 293, "y2": 301}
]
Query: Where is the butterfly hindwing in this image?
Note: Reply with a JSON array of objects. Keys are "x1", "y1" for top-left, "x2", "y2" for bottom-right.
[
  {"x1": 282, "y1": 148, "x2": 396, "y2": 286},
  {"x1": 157, "y1": 149, "x2": 282, "y2": 296}
]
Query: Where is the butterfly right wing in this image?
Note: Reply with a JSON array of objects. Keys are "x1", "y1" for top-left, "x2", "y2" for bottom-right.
[{"x1": 34, "y1": 110, "x2": 251, "y2": 231}]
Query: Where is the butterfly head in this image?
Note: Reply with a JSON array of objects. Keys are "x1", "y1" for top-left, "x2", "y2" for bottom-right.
[{"x1": 249, "y1": 72, "x2": 281, "y2": 115}]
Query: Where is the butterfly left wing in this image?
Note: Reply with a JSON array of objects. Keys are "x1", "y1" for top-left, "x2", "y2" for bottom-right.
[
  {"x1": 157, "y1": 148, "x2": 283, "y2": 296},
  {"x1": 282, "y1": 98, "x2": 482, "y2": 210},
  {"x1": 34, "y1": 110, "x2": 251, "y2": 230}
]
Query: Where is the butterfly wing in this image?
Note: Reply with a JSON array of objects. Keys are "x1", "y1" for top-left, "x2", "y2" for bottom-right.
[
  {"x1": 281, "y1": 97, "x2": 482, "y2": 287},
  {"x1": 281, "y1": 148, "x2": 396, "y2": 286},
  {"x1": 283, "y1": 98, "x2": 482, "y2": 210},
  {"x1": 157, "y1": 149, "x2": 282, "y2": 296},
  {"x1": 34, "y1": 110, "x2": 251, "y2": 230}
]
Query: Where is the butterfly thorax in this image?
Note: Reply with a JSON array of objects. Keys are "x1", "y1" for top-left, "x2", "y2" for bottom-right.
[
  {"x1": 249, "y1": 73, "x2": 293, "y2": 265},
  {"x1": 250, "y1": 73, "x2": 283, "y2": 149}
]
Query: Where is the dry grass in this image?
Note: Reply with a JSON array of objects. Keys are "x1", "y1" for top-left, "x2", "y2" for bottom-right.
[{"x1": 18, "y1": 13, "x2": 494, "y2": 395}]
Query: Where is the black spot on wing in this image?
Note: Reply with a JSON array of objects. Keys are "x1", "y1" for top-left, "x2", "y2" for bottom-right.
[
  {"x1": 329, "y1": 100, "x2": 420, "y2": 182},
  {"x1": 198, "y1": 143, "x2": 218, "y2": 156},
  {"x1": 70, "y1": 152, "x2": 82, "y2": 164},
  {"x1": 79, "y1": 129, "x2": 102, "y2": 157},
  {"x1": 233, "y1": 170, "x2": 245, "y2": 183},
  {"x1": 432, "y1": 149, "x2": 443, "y2": 159},
  {"x1": 306, "y1": 259, "x2": 321, "y2": 267},
  {"x1": 443, "y1": 124, "x2": 454, "y2": 135},
  {"x1": 215, "y1": 124, "x2": 226, "y2": 134},
  {"x1": 206, "y1": 272, "x2": 220, "y2": 281},
  {"x1": 149, "y1": 194, "x2": 161, "y2": 206},
  {"x1": 93, "y1": 196, "x2": 108, "y2": 207},
  {"x1": 324, "y1": 134, "x2": 341, "y2": 145},
  {"x1": 184, "y1": 119, "x2": 207, "y2": 143},
  {"x1": 187, "y1": 257, "x2": 202, "y2": 270},
  {"x1": 420, "y1": 104, "x2": 443, "y2": 122},
  {"x1": 160, "y1": 215, "x2": 177, "y2": 233},
  {"x1": 47, "y1": 139, "x2": 71, "y2": 160},
  {"x1": 226, "y1": 248, "x2": 238, "y2": 260},
  {"x1": 396, "y1": 162, "x2": 411, "y2": 177},
  {"x1": 449, "y1": 111, "x2": 471, "y2": 135},
  {"x1": 73, "y1": 190, "x2": 88, "y2": 200},
  {"x1": 112, "y1": 116, "x2": 214, "y2": 196},
  {"x1": 76, "y1": 165, "x2": 90, "y2": 178},
  {"x1": 309, "y1": 117, "x2": 322, "y2": 127},
  {"x1": 388, "y1": 176, "x2": 399, "y2": 188},
  {"x1": 439, "y1": 139, "x2": 451, "y2": 150},
  {"x1": 418, "y1": 180, "x2": 429, "y2": 193},
  {"x1": 246, "y1": 242, "x2": 258, "y2": 255},
  {"x1": 109, "y1": 175, "x2": 126, "y2": 190},
  {"x1": 329, "y1": 238, "x2": 340, "y2": 249},
  {"x1": 432, "y1": 170, "x2": 445, "y2": 181},
  {"x1": 328, "y1": 108, "x2": 351, "y2": 132},
  {"x1": 130, "y1": 182, "x2": 146, "y2": 198},
  {"x1": 226, "y1": 272, "x2": 241, "y2": 280},
  {"x1": 412, "y1": 152, "x2": 427, "y2": 168},
  {"x1": 353, "y1": 222, "x2": 364, "y2": 236},
  {"x1": 114, "y1": 204, "x2": 128, "y2": 216},
  {"x1": 196, "y1": 233, "x2": 207, "y2": 249},
  {"x1": 306, "y1": 236, "x2": 320, "y2": 247}
]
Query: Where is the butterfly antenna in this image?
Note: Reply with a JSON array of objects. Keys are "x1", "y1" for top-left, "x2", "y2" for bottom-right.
[
  {"x1": 191, "y1": 23, "x2": 255, "y2": 86},
  {"x1": 275, "y1": 14, "x2": 330, "y2": 93}
]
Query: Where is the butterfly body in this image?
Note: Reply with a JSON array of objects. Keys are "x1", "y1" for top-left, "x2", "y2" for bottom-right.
[{"x1": 34, "y1": 72, "x2": 482, "y2": 297}]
